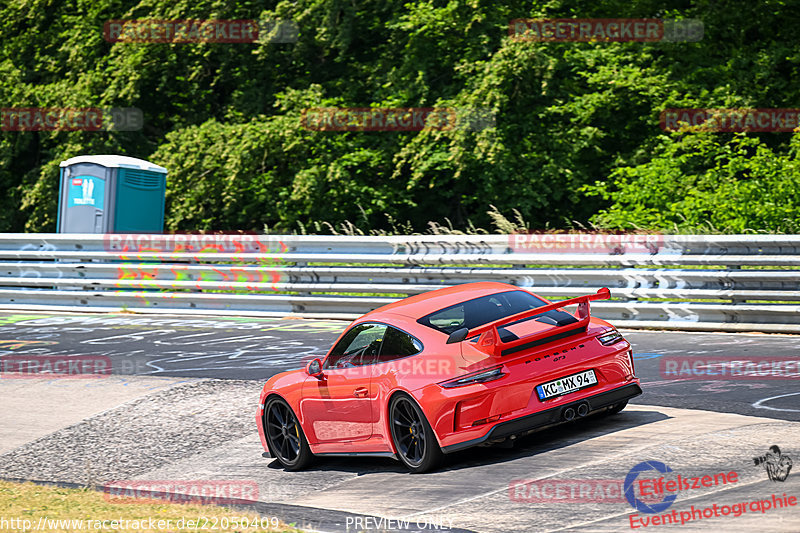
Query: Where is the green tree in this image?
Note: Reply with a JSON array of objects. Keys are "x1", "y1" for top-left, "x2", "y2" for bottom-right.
[{"x1": 2, "y1": 0, "x2": 800, "y2": 233}]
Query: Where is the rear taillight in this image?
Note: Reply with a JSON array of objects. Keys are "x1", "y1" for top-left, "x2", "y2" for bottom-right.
[
  {"x1": 597, "y1": 329, "x2": 624, "y2": 346},
  {"x1": 439, "y1": 366, "x2": 506, "y2": 388}
]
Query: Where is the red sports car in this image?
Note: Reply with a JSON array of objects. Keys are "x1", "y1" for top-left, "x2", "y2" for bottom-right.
[{"x1": 257, "y1": 282, "x2": 641, "y2": 473}]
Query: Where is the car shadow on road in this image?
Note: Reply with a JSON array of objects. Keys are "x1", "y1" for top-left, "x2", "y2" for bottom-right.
[
  {"x1": 266, "y1": 456, "x2": 409, "y2": 474},
  {"x1": 442, "y1": 408, "x2": 669, "y2": 472},
  {"x1": 280, "y1": 407, "x2": 670, "y2": 475}
]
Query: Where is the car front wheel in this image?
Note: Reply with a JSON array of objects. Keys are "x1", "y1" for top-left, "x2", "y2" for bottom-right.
[{"x1": 264, "y1": 397, "x2": 313, "y2": 471}]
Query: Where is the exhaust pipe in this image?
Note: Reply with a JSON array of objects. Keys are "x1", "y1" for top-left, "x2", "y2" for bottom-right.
[
  {"x1": 562, "y1": 407, "x2": 576, "y2": 421},
  {"x1": 577, "y1": 403, "x2": 589, "y2": 417}
]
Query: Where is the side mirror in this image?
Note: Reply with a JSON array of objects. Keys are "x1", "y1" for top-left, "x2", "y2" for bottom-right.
[
  {"x1": 306, "y1": 358, "x2": 324, "y2": 378},
  {"x1": 446, "y1": 327, "x2": 470, "y2": 344}
]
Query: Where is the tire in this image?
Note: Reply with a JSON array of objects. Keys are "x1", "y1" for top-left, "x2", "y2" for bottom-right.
[
  {"x1": 264, "y1": 397, "x2": 314, "y2": 471},
  {"x1": 389, "y1": 394, "x2": 443, "y2": 473},
  {"x1": 604, "y1": 400, "x2": 628, "y2": 416}
]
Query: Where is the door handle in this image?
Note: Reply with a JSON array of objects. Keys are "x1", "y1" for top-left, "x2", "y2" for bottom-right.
[{"x1": 353, "y1": 387, "x2": 369, "y2": 398}]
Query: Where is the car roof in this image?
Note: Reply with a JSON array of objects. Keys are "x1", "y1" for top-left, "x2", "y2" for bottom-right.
[{"x1": 363, "y1": 282, "x2": 526, "y2": 320}]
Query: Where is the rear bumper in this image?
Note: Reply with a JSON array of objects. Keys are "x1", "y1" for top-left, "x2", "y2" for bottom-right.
[{"x1": 441, "y1": 382, "x2": 642, "y2": 454}]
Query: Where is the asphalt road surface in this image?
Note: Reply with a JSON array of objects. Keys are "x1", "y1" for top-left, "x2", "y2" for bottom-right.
[
  {"x1": 2, "y1": 311, "x2": 799, "y2": 533},
  {"x1": 0, "y1": 311, "x2": 797, "y2": 421}
]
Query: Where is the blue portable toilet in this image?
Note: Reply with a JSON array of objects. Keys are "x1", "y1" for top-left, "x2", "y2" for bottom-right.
[{"x1": 57, "y1": 155, "x2": 167, "y2": 233}]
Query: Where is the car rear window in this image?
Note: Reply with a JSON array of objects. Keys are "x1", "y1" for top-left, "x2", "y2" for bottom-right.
[{"x1": 416, "y1": 290, "x2": 555, "y2": 335}]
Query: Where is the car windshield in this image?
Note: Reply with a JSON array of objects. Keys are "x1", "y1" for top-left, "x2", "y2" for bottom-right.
[{"x1": 416, "y1": 290, "x2": 551, "y2": 335}]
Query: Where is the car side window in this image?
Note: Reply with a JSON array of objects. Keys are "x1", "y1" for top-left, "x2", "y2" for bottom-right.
[
  {"x1": 375, "y1": 326, "x2": 423, "y2": 363},
  {"x1": 426, "y1": 304, "x2": 465, "y2": 331},
  {"x1": 324, "y1": 323, "x2": 387, "y2": 369}
]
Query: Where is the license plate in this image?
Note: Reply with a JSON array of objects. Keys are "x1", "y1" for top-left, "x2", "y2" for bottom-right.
[{"x1": 536, "y1": 370, "x2": 597, "y2": 400}]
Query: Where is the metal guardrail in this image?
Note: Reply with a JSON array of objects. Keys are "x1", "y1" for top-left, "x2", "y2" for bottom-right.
[{"x1": 0, "y1": 233, "x2": 798, "y2": 332}]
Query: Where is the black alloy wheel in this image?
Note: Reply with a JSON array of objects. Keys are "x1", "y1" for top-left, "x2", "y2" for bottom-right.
[
  {"x1": 389, "y1": 395, "x2": 443, "y2": 473},
  {"x1": 264, "y1": 397, "x2": 313, "y2": 470}
]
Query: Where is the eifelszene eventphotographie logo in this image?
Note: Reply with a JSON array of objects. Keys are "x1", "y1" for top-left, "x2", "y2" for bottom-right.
[{"x1": 624, "y1": 461, "x2": 678, "y2": 513}]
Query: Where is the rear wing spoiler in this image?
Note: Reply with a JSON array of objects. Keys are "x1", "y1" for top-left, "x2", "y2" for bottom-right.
[{"x1": 447, "y1": 287, "x2": 611, "y2": 357}]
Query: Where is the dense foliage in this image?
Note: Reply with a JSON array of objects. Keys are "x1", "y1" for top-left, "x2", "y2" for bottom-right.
[{"x1": 2, "y1": 0, "x2": 799, "y2": 233}]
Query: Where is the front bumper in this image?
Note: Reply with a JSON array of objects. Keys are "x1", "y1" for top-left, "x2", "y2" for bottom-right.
[{"x1": 441, "y1": 382, "x2": 642, "y2": 454}]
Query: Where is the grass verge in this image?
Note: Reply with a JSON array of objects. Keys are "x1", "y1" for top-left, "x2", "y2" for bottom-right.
[{"x1": 0, "y1": 480, "x2": 298, "y2": 533}]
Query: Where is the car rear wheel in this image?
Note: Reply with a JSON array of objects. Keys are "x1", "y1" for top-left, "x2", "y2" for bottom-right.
[
  {"x1": 389, "y1": 395, "x2": 443, "y2": 473},
  {"x1": 264, "y1": 397, "x2": 313, "y2": 471}
]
